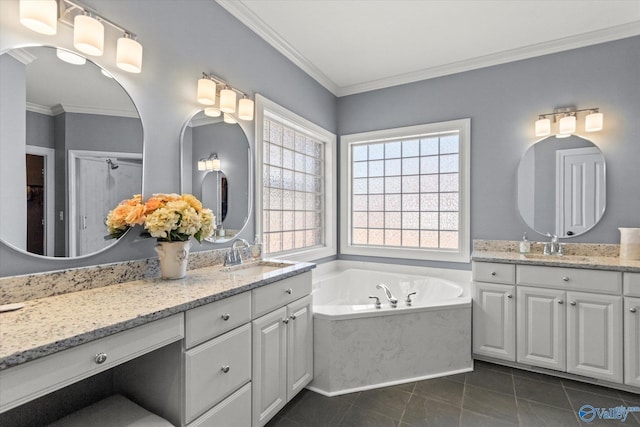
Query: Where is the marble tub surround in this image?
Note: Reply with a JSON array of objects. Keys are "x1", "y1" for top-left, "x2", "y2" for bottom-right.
[
  {"x1": 472, "y1": 240, "x2": 640, "y2": 272},
  {"x1": 0, "y1": 259, "x2": 313, "y2": 370},
  {"x1": 0, "y1": 245, "x2": 261, "y2": 305}
]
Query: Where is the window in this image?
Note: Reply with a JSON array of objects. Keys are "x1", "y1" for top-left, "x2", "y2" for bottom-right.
[
  {"x1": 340, "y1": 119, "x2": 470, "y2": 263},
  {"x1": 256, "y1": 95, "x2": 336, "y2": 261}
]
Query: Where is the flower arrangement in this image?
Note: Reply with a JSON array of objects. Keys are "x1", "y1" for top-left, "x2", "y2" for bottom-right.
[{"x1": 106, "y1": 193, "x2": 215, "y2": 242}]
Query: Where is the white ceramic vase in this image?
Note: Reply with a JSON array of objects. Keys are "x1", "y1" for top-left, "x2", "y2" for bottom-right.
[
  {"x1": 155, "y1": 240, "x2": 191, "y2": 279},
  {"x1": 619, "y1": 228, "x2": 640, "y2": 260}
]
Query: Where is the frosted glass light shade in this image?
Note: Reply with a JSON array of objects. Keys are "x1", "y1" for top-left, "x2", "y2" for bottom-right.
[
  {"x1": 534, "y1": 118, "x2": 551, "y2": 137},
  {"x1": 20, "y1": 0, "x2": 57, "y2": 35},
  {"x1": 204, "y1": 107, "x2": 221, "y2": 117},
  {"x1": 205, "y1": 159, "x2": 214, "y2": 170},
  {"x1": 116, "y1": 36, "x2": 143, "y2": 73},
  {"x1": 56, "y1": 49, "x2": 86, "y2": 65},
  {"x1": 197, "y1": 160, "x2": 206, "y2": 171},
  {"x1": 74, "y1": 14, "x2": 104, "y2": 56},
  {"x1": 558, "y1": 115, "x2": 576, "y2": 136},
  {"x1": 197, "y1": 79, "x2": 216, "y2": 105},
  {"x1": 585, "y1": 112, "x2": 603, "y2": 132},
  {"x1": 223, "y1": 113, "x2": 237, "y2": 124},
  {"x1": 238, "y1": 98, "x2": 254, "y2": 121},
  {"x1": 211, "y1": 158, "x2": 221, "y2": 171},
  {"x1": 220, "y1": 89, "x2": 236, "y2": 113}
]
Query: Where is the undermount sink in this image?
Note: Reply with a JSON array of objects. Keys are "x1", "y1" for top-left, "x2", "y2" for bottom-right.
[
  {"x1": 523, "y1": 253, "x2": 595, "y2": 263},
  {"x1": 223, "y1": 261, "x2": 294, "y2": 277}
]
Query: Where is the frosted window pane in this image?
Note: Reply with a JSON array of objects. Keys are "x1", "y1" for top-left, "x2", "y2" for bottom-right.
[
  {"x1": 305, "y1": 212, "x2": 314, "y2": 228},
  {"x1": 440, "y1": 193, "x2": 459, "y2": 211},
  {"x1": 369, "y1": 229, "x2": 384, "y2": 245},
  {"x1": 306, "y1": 140, "x2": 316, "y2": 156},
  {"x1": 402, "y1": 194, "x2": 419, "y2": 211},
  {"x1": 269, "y1": 188, "x2": 282, "y2": 210},
  {"x1": 263, "y1": 233, "x2": 270, "y2": 252},
  {"x1": 295, "y1": 192, "x2": 305, "y2": 210},
  {"x1": 353, "y1": 228, "x2": 368, "y2": 245},
  {"x1": 263, "y1": 142, "x2": 270, "y2": 164},
  {"x1": 353, "y1": 212, "x2": 367, "y2": 228},
  {"x1": 440, "y1": 173, "x2": 458, "y2": 192},
  {"x1": 313, "y1": 159, "x2": 322, "y2": 175},
  {"x1": 282, "y1": 231, "x2": 294, "y2": 251},
  {"x1": 385, "y1": 159, "x2": 401, "y2": 176},
  {"x1": 440, "y1": 154, "x2": 459, "y2": 173},
  {"x1": 369, "y1": 160, "x2": 384, "y2": 177},
  {"x1": 295, "y1": 230, "x2": 305, "y2": 248},
  {"x1": 385, "y1": 212, "x2": 401, "y2": 228},
  {"x1": 294, "y1": 172, "x2": 306, "y2": 191},
  {"x1": 369, "y1": 143, "x2": 384, "y2": 160},
  {"x1": 295, "y1": 134, "x2": 306, "y2": 153},
  {"x1": 314, "y1": 176, "x2": 322, "y2": 193},
  {"x1": 421, "y1": 137, "x2": 439, "y2": 155},
  {"x1": 305, "y1": 156, "x2": 314, "y2": 173},
  {"x1": 369, "y1": 178, "x2": 384, "y2": 194},
  {"x1": 269, "y1": 144, "x2": 282, "y2": 167},
  {"x1": 353, "y1": 161, "x2": 367, "y2": 178},
  {"x1": 403, "y1": 212, "x2": 419, "y2": 229},
  {"x1": 420, "y1": 212, "x2": 438, "y2": 229},
  {"x1": 283, "y1": 128, "x2": 294, "y2": 149},
  {"x1": 282, "y1": 169, "x2": 294, "y2": 190},
  {"x1": 402, "y1": 158, "x2": 419, "y2": 175},
  {"x1": 282, "y1": 211, "x2": 293, "y2": 231},
  {"x1": 440, "y1": 231, "x2": 459, "y2": 249},
  {"x1": 263, "y1": 165, "x2": 270, "y2": 188},
  {"x1": 313, "y1": 142, "x2": 322, "y2": 159},
  {"x1": 385, "y1": 229, "x2": 401, "y2": 246},
  {"x1": 282, "y1": 148, "x2": 294, "y2": 170},
  {"x1": 353, "y1": 145, "x2": 367, "y2": 161},
  {"x1": 269, "y1": 210, "x2": 282, "y2": 231},
  {"x1": 402, "y1": 139, "x2": 420, "y2": 157},
  {"x1": 385, "y1": 176, "x2": 401, "y2": 193},
  {"x1": 263, "y1": 211, "x2": 269, "y2": 232},
  {"x1": 402, "y1": 230, "x2": 420, "y2": 247},
  {"x1": 263, "y1": 187, "x2": 270, "y2": 209},
  {"x1": 306, "y1": 175, "x2": 315, "y2": 193},
  {"x1": 353, "y1": 178, "x2": 368, "y2": 194},
  {"x1": 385, "y1": 141, "x2": 401, "y2": 158},
  {"x1": 368, "y1": 195, "x2": 384, "y2": 211},
  {"x1": 269, "y1": 232, "x2": 282, "y2": 253},
  {"x1": 314, "y1": 195, "x2": 323, "y2": 211},
  {"x1": 295, "y1": 211, "x2": 305, "y2": 229},
  {"x1": 269, "y1": 167, "x2": 281, "y2": 188},
  {"x1": 421, "y1": 194, "x2": 439, "y2": 211},
  {"x1": 295, "y1": 152, "x2": 305, "y2": 171},
  {"x1": 440, "y1": 134, "x2": 459, "y2": 154},
  {"x1": 420, "y1": 231, "x2": 438, "y2": 248},
  {"x1": 440, "y1": 212, "x2": 459, "y2": 230},
  {"x1": 402, "y1": 176, "x2": 419, "y2": 193},
  {"x1": 305, "y1": 230, "x2": 315, "y2": 246},
  {"x1": 353, "y1": 195, "x2": 367, "y2": 211},
  {"x1": 420, "y1": 157, "x2": 438, "y2": 174},
  {"x1": 368, "y1": 212, "x2": 384, "y2": 228},
  {"x1": 263, "y1": 119, "x2": 270, "y2": 142},
  {"x1": 306, "y1": 193, "x2": 316, "y2": 209},
  {"x1": 385, "y1": 194, "x2": 401, "y2": 211},
  {"x1": 282, "y1": 190, "x2": 294, "y2": 210},
  {"x1": 420, "y1": 175, "x2": 438, "y2": 192},
  {"x1": 270, "y1": 123, "x2": 282, "y2": 145}
]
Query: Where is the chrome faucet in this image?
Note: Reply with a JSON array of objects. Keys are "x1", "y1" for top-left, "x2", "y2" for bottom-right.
[
  {"x1": 543, "y1": 233, "x2": 563, "y2": 256},
  {"x1": 376, "y1": 284, "x2": 398, "y2": 308},
  {"x1": 225, "y1": 238, "x2": 251, "y2": 266}
]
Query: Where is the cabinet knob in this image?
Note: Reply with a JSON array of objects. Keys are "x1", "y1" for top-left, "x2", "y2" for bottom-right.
[
  {"x1": 570, "y1": 300, "x2": 577, "y2": 306},
  {"x1": 557, "y1": 299, "x2": 564, "y2": 305},
  {"x1": 491, "y1": 272, "x2": 497, "y2": 276},
  {"x1": 506, "y1": 294, "x2": 513, "y2": 299},
  {"x1": 283, "y1": 318, "x2": 289, "y2": 324},
  {"x1": 290, "y1": 314, "x2": 297, "y2": 320},
  {"x1": 285, "y1": 288, "x2": 293, "y2": 295},
  {"x1": 94, "y1": 353, "x2": 108, "y2": 364},
  {"x1": 221, "y1": 313, "x2": 230, "y2": 321},
  {"x1": 221, "y1": 365, "x2": 230, "y2": 373},
  {"x1": 562, "y1": 276, "x2": 570, "y2": 282},
  {"x1": 631, "y1": 307, "x2": 638, "y2": 313}
]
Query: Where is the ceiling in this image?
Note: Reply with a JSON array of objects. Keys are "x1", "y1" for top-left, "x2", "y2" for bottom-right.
[{"x1": 217, "y1": 0, "x2": 640, "y2": 96}]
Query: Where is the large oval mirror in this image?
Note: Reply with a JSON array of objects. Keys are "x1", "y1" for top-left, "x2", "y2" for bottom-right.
[
  {"x1": 517, "y1": 135, "x2": 606, "y2": 238},
  {"x1": 0, "y1": 46, "x2": 143, "y2": 258},
  {"x1": 180, "y1": 112, "x2": 251, "y2": 243}
]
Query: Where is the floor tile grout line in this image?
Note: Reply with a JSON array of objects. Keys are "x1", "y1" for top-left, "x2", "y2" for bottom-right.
[{"x1": 561, "y1": 380, "x2": 584, "y2": 425}]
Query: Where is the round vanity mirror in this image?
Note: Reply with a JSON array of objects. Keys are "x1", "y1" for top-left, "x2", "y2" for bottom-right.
[
  {"x1": 180, "y1": 111, "x2": 251, "y2": 243},
  {"x1": 0, "y1": 46, "x2": 143, "y2": 258},
  {"x1": 517, "y1": 135, "x2": 606, "y2": 238}
]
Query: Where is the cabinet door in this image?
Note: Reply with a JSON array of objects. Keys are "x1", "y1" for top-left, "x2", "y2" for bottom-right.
[
  {"x1": 566, "y1": 292, "x2": 623, "y2": 383},
  {"x1": 287, "y1": 295, "x2": 313, "y2": 401},
  {"x1": 472, "y1": 282, "x2": 516, "y2": 361},
  {"x1": 252, "y1": 307, "x2": 287, "y2": 427},
  {"x1": 517, "y1": 287, "x2": 566, "y2": 371},
  {"x1": 624, "y1": 297, "x2": 640, "y2": 387}
]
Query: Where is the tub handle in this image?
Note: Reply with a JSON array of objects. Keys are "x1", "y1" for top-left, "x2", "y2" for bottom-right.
[
  {"x1": 405, "y1": 292, "x2": 417, "y2": 305},
  {"x1": 368, "y1": 296, "x2": 381, "y2": 309}
]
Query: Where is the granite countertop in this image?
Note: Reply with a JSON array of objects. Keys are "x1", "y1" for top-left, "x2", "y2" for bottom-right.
[{"x1": 0, "y1": 260, "x2": 314, "y2": 370}]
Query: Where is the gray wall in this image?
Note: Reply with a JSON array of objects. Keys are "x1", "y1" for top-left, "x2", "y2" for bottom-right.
[
  {"x1": 26, "y1": 111, "x2": 55, "y2": 148},
  {"x1": 338, "y1": 36, "x2": 640, "y2": 269},
  {"x1": 0, "y1": 0, "x2": 336, "y2": 276}
]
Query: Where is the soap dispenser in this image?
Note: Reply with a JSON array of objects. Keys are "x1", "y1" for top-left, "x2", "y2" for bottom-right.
[{"x1": 519, "y1": 232, "x2": 530, "y2": 254}]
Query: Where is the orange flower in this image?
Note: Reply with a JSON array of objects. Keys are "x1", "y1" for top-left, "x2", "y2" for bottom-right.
[
  {"x1": 144, "y1": 196, "x2": 164, "y2": 213},
  {"x1": 125, "y1": 203, "x2": 146, "y2": 225},
  {"x1": 181, "y1": 193, "x2": 202, "y2": 211}
]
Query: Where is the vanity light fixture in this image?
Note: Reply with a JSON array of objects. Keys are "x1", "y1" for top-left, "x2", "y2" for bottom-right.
[
  {"x1": 534, "y1": 107, "x2": 604, "y2": 138},
  {"x1": 19, "y1": 0, "x2": 143, "y2": 73},
  {"x1": 56, "y1": 48, "x2": 86, "y2": 65},
  {"x1": 198, "y1": 154, "x2": 221, "y2": 172},
  {"x1": 197, "y1": 72, "x2": 254, "y2": 121}
]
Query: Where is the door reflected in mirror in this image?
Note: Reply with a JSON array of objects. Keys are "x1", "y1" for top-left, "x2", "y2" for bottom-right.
[
  {"x1": 181, "y1": 111, "x2": 251, "y2": 243},
  {"x1": 0, "y1": 46, "x2": 143, "y2": 258},
  {"x1": 517, "y1": 135, "x2": 606, "y2": 238}
]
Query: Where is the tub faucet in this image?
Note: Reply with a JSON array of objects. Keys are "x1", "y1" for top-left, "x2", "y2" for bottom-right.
[{"x1": 376, "y1": 284, "x2": 398, "y2": 308}]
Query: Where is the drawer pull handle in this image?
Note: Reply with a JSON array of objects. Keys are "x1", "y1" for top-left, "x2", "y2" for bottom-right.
[
  {"x1": 506, "y1": 294, "x2": 513, "y2": 299},
  {"x1": 285, "y1": 288, "x2": 293, "y2": 294},
  {"x1": 283, "y1": 318, "x2": 289, "y2": 324},
  {"x1": 562, "y1": 276, "x2": 570, "y2": 282},
  {"x1": 631, "y1": 307, "x2": 638, "y2": 313},
  {"x1": 94, "y1": 353, "x2": 108, "y2": 364},
  {"x1": 221, "y1": 365, "x2": 230, "y2": 373},
  {"x1": 221, "y1": 313, "x2": 230, "y2": 321},
  {"x1": 491, "y1": 272, "x2": 497, "y2": 276},
  {"x1": 570, "y1": 300, "x2": 577, "y2": 306}
]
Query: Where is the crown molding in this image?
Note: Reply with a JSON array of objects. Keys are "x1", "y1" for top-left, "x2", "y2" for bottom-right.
[
  {"x1": 26, "y1": 102, "x2": 138, "y2": 118},
  {"x1": 189, "y1": 115, "x2": 224, "y2": 127},
  {"x1": 7, "y1": 48, "x2": 37, "y2": 65},
  {"x1": 26, "y1": 102, "x2": 55, "y2": 115}
]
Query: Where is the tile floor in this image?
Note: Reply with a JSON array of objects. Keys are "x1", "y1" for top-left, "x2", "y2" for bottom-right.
[{"x1": 266, "y1": 360, "x2": 640, "y2": 427}]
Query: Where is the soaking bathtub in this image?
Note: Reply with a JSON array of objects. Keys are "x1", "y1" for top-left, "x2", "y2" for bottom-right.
[{"x1": 308, "y1": 261, "x2": 472, "y2": 396}]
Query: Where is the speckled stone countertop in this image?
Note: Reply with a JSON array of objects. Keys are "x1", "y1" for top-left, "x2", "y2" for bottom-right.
[
  {"x1": 0, "y1": 260, "x2": 314, "y2": 370},
  {"x1": 472, "y1": 240, "x2": 640, "y2": 272}
]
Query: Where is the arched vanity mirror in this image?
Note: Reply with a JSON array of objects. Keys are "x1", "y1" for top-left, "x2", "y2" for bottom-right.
[
  {"x1": 0, "y1": 46, "x2": 143, "y2": 258},
  {"x1": 180, "y1": 111, "x2": 251, "y2": 243},
  {"x1": 517, "y1": 135, "x2": 606, "y2": 238}
]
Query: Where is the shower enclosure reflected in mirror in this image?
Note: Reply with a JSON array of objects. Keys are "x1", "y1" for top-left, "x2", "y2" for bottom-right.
[
  {"x1": 180, "y1": 111, "x2": 251, "y2": 243},
  {"x1": 517, "y1": 135, "x2": 606, "y2": 238},
  {"x1": 0, "y1": 46, "x2": 143, "y2": 258}
]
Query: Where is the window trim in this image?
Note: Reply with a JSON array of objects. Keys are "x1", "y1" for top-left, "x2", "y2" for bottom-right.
[
  {"x1": 255, "y1": 94, "x2": 337, "y2": 262},
  {"x1": 340, "y1": 118, "x2": 471, "y2": 263}
]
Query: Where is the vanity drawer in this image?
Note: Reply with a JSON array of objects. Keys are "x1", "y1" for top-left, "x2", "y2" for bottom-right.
[
  {"x1": 184, "y1": 323, "x2": 251, "y2": 424},
  {"x1": 517, "y1": 265, "x2": 622, "y2": 294},
  {"x1": 473, "y1": 262, "x2": 516, "y2": 284},
  {"x1": 185, "y1": 292, "x2": 251, "y2": 349},
  {"x1": 252, "y1": 272, "x2": 312, "y2": 318},
  {"x1": 624, "y1": 273, "x2": 640, "y2": 297},
  {"x1": 188, "y1": 382, "x2": 251, "y2": 427},
  {"x1": 0, "y1": 314, "x2": 184, "y2": 413}
]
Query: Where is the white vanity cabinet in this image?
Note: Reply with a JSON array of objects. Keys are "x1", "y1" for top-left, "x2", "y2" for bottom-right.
[
  {"x1": 624, "y1": 272, "x2": 640, "y2": 387},
  {"x1": 251, "y1": 272, "x2": 313, "y2": 427}
]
